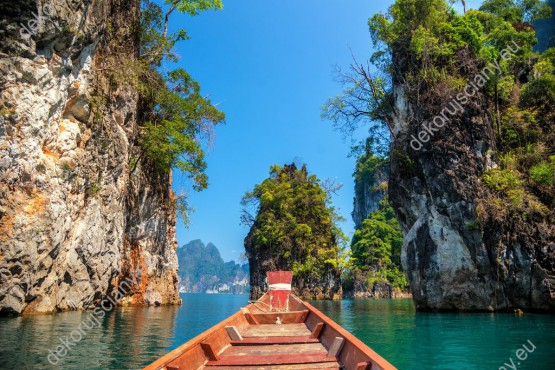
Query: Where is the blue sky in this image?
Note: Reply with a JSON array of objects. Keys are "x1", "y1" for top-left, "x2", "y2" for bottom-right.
[{"x1": 169, "y1": 0, "x2": 483, "y2": 262}]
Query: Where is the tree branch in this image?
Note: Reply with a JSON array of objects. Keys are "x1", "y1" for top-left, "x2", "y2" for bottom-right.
[
  {"x1": 350, "y1": 60, "x2": 397, "y2": 140},
  {"x1": 163, "y1": 0, "x2": 180, "y2": 38}
]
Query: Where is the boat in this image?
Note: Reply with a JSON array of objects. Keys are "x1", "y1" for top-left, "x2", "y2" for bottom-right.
[{"x1": 144, "y1": 271, "x2": 397, "y2": 370}]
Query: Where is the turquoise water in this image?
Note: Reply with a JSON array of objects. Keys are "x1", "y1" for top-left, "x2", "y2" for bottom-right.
[
  {"x1": 0, "y1": 294, "x2": 248, "y2": 370},
  {"x1": 0, "y1": 294, "x2": 553, "y2": 369},
  {"x1": 311, "y1": 299, "x2": 555, "y2": 370}
]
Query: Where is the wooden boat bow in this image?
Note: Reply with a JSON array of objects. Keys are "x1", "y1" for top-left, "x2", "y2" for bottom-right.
[{"x1": 144, "y1": 271, "x2": 397, "y2": 370}]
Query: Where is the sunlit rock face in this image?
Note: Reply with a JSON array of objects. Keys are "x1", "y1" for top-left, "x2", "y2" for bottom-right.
[
  {"x1": 389, "y1": 86, "x2": 555, "y2": 312},
  {"x1": 0, "y1": 0, "x2": 180, "y2": 314},
  {"x1": 352, "y1": 163, "x2": 388, "y2": 228}
]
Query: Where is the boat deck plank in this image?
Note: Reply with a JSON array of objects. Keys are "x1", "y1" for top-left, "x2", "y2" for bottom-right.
[
  {"x1": 222, "y1": 343, "x2": 327, "y2": 356},
  {"x1": 205, "y1": 353, "x2": 338, "y2": 366},
  {"x1": 204, "y1": 363, "x2": 340, "y2": 369},
  {"x1": 242, "y1": 323, "x2": 311, "y2": 338},
  {"x1": 230, "y1": 336, "x2": 320, "y2": 345}
]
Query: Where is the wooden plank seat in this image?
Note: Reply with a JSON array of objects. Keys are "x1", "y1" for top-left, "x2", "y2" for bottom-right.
[
  {"x1": 252, "y1": 310, "x2": 309, "y2": 324},
  {"x1": 206, "y1": 334, "x2": 340, "y2": 368},
  {"x1": 230, "y1": 336, "x2": 320, "y2": 345},
  {"x1": 223, "y1": 343, "x2": 326, "y2": 357},
  {"x1": 206, "y1": 353, "x2": 338, "y2": 367},
  {"x1": 204, "y1": 363, "x2": 340, "y2": 370},
  {"x1": 242, "y1": 323, "x2": 311, "y2": 338}
]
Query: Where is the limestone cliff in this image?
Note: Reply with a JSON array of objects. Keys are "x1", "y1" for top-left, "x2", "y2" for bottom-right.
[
  {"x1": 0, "y1": 0, "x2": 180, "y2": 314},
  {"x1": 352, "y1": 153, "x2": 388, "y2": 228},
  {"x1": 384, "y1": 9, "x2": 555, "y2": 311},
  {"x1": 390, "y1": 89, "x2": 555, "y2": 311}
]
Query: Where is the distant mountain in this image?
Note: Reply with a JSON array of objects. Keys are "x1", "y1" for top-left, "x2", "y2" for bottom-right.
[{"x1": 177, "y1": 240, "x2": 249, "y2": 294}]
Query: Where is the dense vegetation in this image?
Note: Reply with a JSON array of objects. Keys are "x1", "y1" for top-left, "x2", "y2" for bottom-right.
[
  {"x1": 242, "y1": 164, "x2": 345, "y2": 294},
  {"x1": 344, "y1": 150, "x2": 408, "y2": 293},
  {"x1": 177, "y1": 240, "x2": 249, "y2": 294},
  {"x1": 325, "y1": 0, "x2": 554, "y2": 296},
  {"x1": 371, "y1": 0, "x2": 555, "y2": 221},
  {"x1": 107, "y1": 0, "x2": 226, "y2": 223}
]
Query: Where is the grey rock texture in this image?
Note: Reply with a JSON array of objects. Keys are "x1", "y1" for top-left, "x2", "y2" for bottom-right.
[
  {"x1": 343, "y1": 278, "x2": 411, "y2": 299},
  {"x1": 389, "y1": 86, "x2": 555, "y2": 311},
  {"x1": 0, "y1": 0, "x2": 180, "y2": 314},
  {"x1": 352, "y1": 160, "x2": 388, "y2": 228}
]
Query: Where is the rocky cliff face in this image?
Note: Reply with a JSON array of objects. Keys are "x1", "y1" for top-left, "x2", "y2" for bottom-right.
[
  {"x1": 352, "y1": 156, "x2": 388, "y2": 228},
  {"x1": 389, "y1": 73, "x2": 555, "y2": 311},
  {"x1": 0, "y1": 0, "x2": 180, "y2": 314}
]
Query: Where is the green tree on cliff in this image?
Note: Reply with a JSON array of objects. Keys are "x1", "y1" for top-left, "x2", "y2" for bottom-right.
[
  {"x1": 350, "y1": 198, "x2": 407, "y2": 290},
  {"x1": 344, "y1": 144, "x2": 408, "y2": 292},
  {"x1": 129, "y1": 0, "x2": 226, "y2": 223},
  {"x1": 242, "y1": 164, "x2": 345, "y2": 299},
  {"x1": 327, "y1": 0, "x2": 555, "y2": 275}
]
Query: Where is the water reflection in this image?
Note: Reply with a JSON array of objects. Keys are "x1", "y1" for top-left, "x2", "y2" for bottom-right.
[
  {"x1": 0, "y1": 294, "x2": 248, "y2": 370},
  {"x1": 0, "y1": 306, "x2": 178, "y2": 369}
]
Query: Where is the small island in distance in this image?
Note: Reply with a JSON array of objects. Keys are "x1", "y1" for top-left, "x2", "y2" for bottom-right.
[{"x1": 177, "y1": 240, "x2": 249, "y2": 294}]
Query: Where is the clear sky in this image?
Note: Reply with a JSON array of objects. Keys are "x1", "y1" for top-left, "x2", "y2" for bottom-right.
[{"x1": 169, "y1": 0, "x2": 483, "y2": 262}]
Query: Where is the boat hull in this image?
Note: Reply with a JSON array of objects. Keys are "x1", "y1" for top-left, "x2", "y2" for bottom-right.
[{"x1": 144, "y1": 293, "x2": 397, "y2": 370}]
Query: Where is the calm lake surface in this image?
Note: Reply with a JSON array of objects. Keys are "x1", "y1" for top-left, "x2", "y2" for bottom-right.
[{"x1": 0, "y1": 294, "x2": 554, "y2": 369}]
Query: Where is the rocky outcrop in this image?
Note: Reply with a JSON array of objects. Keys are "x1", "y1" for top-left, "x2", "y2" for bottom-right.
[
  {"x1": 344, "y1": 284, "x2": 411, "y2": 299},
  {"x1": 389, "y1": 73, "x2": 555, "y2": 311},
  {"x1": 352, "y1": 156, "x2": 388, "y2": 228},
  {"x1": 244, "y1": 164, "x2": 343, "y2": 301},
  {"x1": 0, "y1": 0, "x2": 180, "y2": 314},
  {"x1": 247, "y1": 262, "x2": 342, "y2": 301}
]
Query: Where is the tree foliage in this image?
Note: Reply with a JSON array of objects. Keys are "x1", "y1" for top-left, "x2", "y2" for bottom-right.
[
  {"x1": 242, "y1": 164, "x2": 346, "y2": 280},
  {"x1": 130, "y1": 0, "x2": 225, "y2": 223},
  {"x1": 140, "y1": 68, "x2": 225, "y2": 189},
  {"x1": 329, "y1": 0, "x2": 555, "y2": 225},
  {"x1": 347, "y1": 148, "x2": 408, "y2": 291}
]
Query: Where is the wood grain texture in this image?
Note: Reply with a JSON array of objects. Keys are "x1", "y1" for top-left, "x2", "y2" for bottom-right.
[
  {"x1": 252, "y1": 310, "x2": 309, "y2": 324},
  {"x1": 245, "y1": 312, "x2": 260, "y2": 325},
  {"x1": 225, "y1": 326, "x2": 243, "y2": 341},
  {"x1": 310, "y1": 322, "x2": 325, "y2": 339},
  {"x1": 242, "y1": 323, "x2": 311, "y2": 338},
  {"x1": 230, "y1": 336, "x2": 320, "y2": 346},
  {"x1": 201, "y1": 342, "x2": 220, "y2": 361},
  {"x1": 206, "y1": 353, "x2": 338, "y2": 366},
  {"x1": 356, "y1": 362, "x2": 371, "y2": 370},
  {"x1": 327, "y1": 337, "x2": 345, "y2": 357},
  {"x1": 222, "y1": 343, "x2": 327, "y2": 357},
  {"x1": 204, "y1": 363, "x2": 340, "y2": 369}
]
